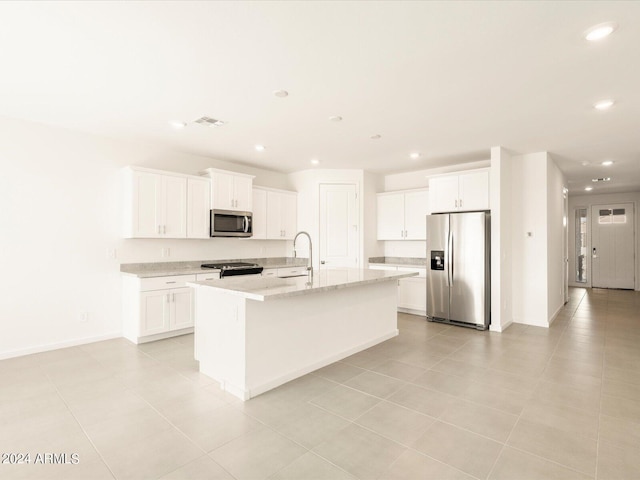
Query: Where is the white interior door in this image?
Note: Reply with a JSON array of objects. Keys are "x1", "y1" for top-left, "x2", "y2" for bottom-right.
[
  {"x1": 591, "y1": 203, "x2": 635, "y2": 289},
  {"x1": 319, "y1": 184, "x2": 359, "y2": 268}
]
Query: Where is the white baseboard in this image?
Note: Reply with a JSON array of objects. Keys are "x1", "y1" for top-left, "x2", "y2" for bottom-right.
[
  {"x1": 490, "y1": 319, "x2": 513, "y2": 333},
  {"x1": 126, "y1": 327, "x2": 194, "y2": 345},
  {"x1": 0, "y1": 331, "x2": 122, "y2": 360},
  {"x1": 398, "y1": 307, "x2": 426, "y2": 316},
  {"x1": 548, "y1": 305, "x2": 563, "y2": 326}
]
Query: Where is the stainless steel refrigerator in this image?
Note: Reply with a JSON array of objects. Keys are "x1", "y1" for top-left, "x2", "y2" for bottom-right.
[{"x1": 426, "y1": 212, "x2": 490, "y2": 330}]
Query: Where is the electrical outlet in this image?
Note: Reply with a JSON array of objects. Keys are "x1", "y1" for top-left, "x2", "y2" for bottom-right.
[
  {"x1": 106, "y1": 248, "x2": 117, "y2": 259},
  {"x1": 161, "y1": 248, "x2": 171, "y2": 258},
  {"x1": 79, "y1": 312, "x2": 89, "y2": 323}
]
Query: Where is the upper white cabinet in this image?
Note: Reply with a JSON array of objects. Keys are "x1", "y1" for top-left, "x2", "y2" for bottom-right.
[
  {"x1": 124, "y1": 166, "x2": 213, "y2": 239},
  {"x1": 203, "y1": 168, "x2": 254, "y2": 212},
  {"x1": 124, "y1": 167, "x2": 187, "y2": 238},
  {"x1": 377, "y1": 189, "x2": 429, "y2": 240},
  {"x1": 429, "y1": 170, "x2": 489, "y2": 213},
  {"x1": 266, "y1": 189, "x2": 297, "y2": 240},
  {"x1": 186, "y1": 177, "x2": 211, "y2": 239}
]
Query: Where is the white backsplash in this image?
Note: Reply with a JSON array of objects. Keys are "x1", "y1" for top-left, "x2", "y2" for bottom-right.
[{"x1": 383, "y1": 241, "x2": 427, "y2": 258}]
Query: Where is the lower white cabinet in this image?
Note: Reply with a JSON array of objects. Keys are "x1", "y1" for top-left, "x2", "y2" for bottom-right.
[
  {"x1": 262, "y1": 267, "x2": 308, "y2": 278},
  {"x1": 369, "y1": 264, "x2": 427, "y2": 315},
  {"x1": 123, "y1": 275, "x2": 195, "y2": 343},
  {"x1": 397, "y1": 267, "x2": 427, "y2": 314}
]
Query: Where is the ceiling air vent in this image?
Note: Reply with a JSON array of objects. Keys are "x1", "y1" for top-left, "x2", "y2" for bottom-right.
[
  {"x1": 194, "y1": 116, "x2": 226, "y2": 127},
  {"x1": 591, "y1": 177, "x2": 611, "y2": 183}
]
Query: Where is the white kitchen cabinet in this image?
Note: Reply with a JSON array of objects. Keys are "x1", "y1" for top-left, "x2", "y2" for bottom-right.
[
  {"x1": 251, "y1": 187, "x2": 267, "y2": 239},
  {"x1": 368, "y1": 264, "x2": 427, "y2": 315},
  {"x1": 429, "y1": 170, "x2": 489, "y2": 213},
  {"x1": 123, "y1": 274, "x2": 195, "y2": 343},
  {"x1": 204, "y1": 168, "x2": 254, "y2": 212},
  {"x1": 187, "y1": 177, "x2": 211, "y2": 239},
  {"x1": 262, "y1": 266, "x2": 307, "y2": 278},
  {"x1": 377, "y1": 189, "x2": 429, "y2": 240},
  {"x1": 277, "y1": 266, "x2": 308, "y2": 277},
  {"x1": 261, "y1": 268, "x2": 277, "y2": 277},
  {"x1": 397, "y1": 267, "x2": 427, "y2": 314},
  {"x1": 266, "y1": 189, "x2": 298, "y2": 240},
  {"x1": 377, "y1": 193, "x2": 405, "y2": 240},
  {"x1": 124, "y1": 168, "x2": 187, "y2": 238},
  {"x1": 124, "y1": 166, "x2": 216, "y2": 239}
]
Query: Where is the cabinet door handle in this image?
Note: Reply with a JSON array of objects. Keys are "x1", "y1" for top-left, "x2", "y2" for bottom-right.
[
  {"x1": 459, "y1": 198, "x2": 463, "y2": 208},
  {"x1": 165, "y1": 281, "x2": 177, "y2": 284},
  {"x1": 455, "y1": 199, "x2": 458, "y2": 208},
  {"x1": 404, "y1": 230, "x2": 408, "y2": 237},
  {"x1": 166, "y1": 294, "x2": 170, "y2": 304}
]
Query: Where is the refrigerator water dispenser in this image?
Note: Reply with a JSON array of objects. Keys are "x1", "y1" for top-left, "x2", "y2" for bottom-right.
[{"x1": 430, "y1": 251, "x2": 445, "y2": 270}]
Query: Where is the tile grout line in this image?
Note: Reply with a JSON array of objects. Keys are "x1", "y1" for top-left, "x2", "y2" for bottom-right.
[
  {"x1": 484, "y1": 288, "x2": 592, "y2": 480},
  {"x1": 43, "y1": 370, "x2": 119, "y2": 480}
]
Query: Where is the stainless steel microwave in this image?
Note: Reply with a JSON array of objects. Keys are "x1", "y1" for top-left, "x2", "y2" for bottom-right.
[{"x1": 210, "y1": 210, "x2": 252, "y2": 237}]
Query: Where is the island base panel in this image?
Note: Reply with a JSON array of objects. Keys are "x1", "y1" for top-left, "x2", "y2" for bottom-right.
[{"x1": 196, "y1": 280, "x2": 399, "y2": 400}]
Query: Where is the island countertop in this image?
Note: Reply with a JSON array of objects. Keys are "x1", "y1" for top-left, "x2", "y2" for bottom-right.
[{"x1": 187, "y1": 267, "x2": 418, "y2": 301}]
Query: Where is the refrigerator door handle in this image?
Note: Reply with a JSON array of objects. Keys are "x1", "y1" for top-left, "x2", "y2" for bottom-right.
[
  {"x1": 444, "y1": 231, "x2": 451, "y2": 287},
  {"x1": 449, "y1": 232, "x2": 454, "y2": 285}
]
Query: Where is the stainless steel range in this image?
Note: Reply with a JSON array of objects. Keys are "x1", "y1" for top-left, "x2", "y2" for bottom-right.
[{"x1": 201, "y1": 262, "x2": 263, "y2": 278}]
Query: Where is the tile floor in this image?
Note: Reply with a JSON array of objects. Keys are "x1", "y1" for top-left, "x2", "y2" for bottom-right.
[{"x1": 1, "y1": 287, "x2": 639, "y2": 479}]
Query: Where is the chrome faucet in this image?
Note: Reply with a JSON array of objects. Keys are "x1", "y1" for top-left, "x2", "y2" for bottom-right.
[{"x1": 293, "y1": 231, "x2": 313, "y2": 278}]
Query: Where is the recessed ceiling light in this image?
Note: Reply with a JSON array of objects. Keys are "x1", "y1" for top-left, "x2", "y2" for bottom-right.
[
  {"x1": 409, "y1": 152, "x2": 421, "y2": 160},
  {"x1": 601, "y1": 160, "x2": 614, "y2": 166},
  {"x1": 584, "y1": 186, "x2": 594, "y2": 191},
  {"x1": 370, "y1": 134, "x2": 381, "y2": 140},
  {"x1": 329, "y1": 116, "x2": 343, "y2": 122},
  {"x1": 310, "y1": 159, "x2": 320, "y2": 165},
  {"x1": 594, "y1": 100, "x2": 615, "y2": 110},
  {"x1": 581, "y1": 161, "x2": 590, "y2": 166},
  {"x1": 584, "y1": 22, "x2": 618, "y2": 42},
  {"x1": 254, "y1": 144, "x2": 265, "y2": 152},
  {"x1": 273, "y1": 90, "x2": 289, "y2": 98},
  {"x1": 169, "y1": 121, "x2": 187, "y2": 129}
]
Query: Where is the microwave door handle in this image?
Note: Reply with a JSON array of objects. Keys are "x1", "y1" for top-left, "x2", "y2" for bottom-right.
[{"x1": 243, "y1": 216, "x2": 248, "y2": 233}]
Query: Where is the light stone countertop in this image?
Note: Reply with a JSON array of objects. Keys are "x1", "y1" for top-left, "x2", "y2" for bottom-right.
[
  {"x1": 368, "y1": 256, "x2": 427, "y2": 268},
  {"x1": 120, "y1": 257, "x2": 308, "y2": 278},
  {"x1": 187, "y1": 267, "x2": 418, "y2": 301}
]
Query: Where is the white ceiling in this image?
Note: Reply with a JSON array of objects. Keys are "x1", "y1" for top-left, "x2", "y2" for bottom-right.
[{"x1": 1, "y1": 1, "x2": 638, "y2": 194}]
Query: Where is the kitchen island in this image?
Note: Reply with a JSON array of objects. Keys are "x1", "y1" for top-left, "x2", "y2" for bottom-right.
[{"x1": 188, "y1": 268, "x2": 417, "y2": 400}]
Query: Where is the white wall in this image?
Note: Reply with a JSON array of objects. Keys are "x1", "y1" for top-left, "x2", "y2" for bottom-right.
[
  {"x1": 363, "y1": 171, "x2": 385, "y2": 262},
  {"x1": 490, "y1": 147, "x2": 514, "y2": 332},
  {"x1": 546, "y1": 157, "x2": 566, "y2": 319},
  {"x1": 510, "y1": 152, "x2": 548, "y2": 326},
  {"x1": 0, "y1": 116, "x2": 291, "y2": 358},
  {"x1": 568, "y1": 191, "x2": 640, "y2": 291},
  {"x1": 507, "y1": 151, "x2": 566, "y2": 328}
]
